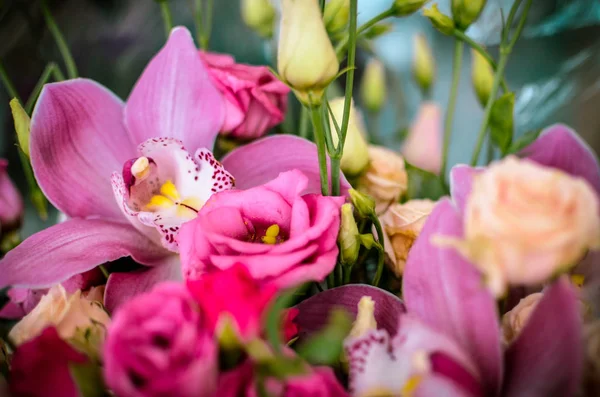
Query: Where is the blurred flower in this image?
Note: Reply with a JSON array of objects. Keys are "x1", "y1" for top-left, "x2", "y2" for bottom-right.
[
  {"x1": 278, "y1": 0, "x2": 339, "y2": 105},
  {"x1": 451, "y1": 0, "x2": 487, "y2": 31},
  {"x1": 501, "y1": 292, "x2": 542, "y2": 344},
  {"x1": 423, "y1": 4, "x2": 455, "y2": 35},
  {"x1": 401, "y1": 102, "x2": 443, "y2": 174},
  {"x1": 329, "y1": 97, "x2": 370, "y2": 176},
  {"x1": 283, "y1": 367, "x2": 348, "y2": 396},
  {"x1": 338, "y1": 203, "x2": 360, "y2": 266},
  {"x1": 283, "y1": 308, "x2": 300, "y2": 342},
  {"x1": 348, "y1": 296, "x2": 377, "y2": 338},
  {"x1": 9, "y1": 284, "x2": 110, "y2": 347},
  {"x1": 358, "y1": 146, "x2": 408, "y2": 214},
  {"x1": 323, "y1": 0, "x2": 350, "y2": 34},
  {"x1": 0, "y1": 159, "x2": 23, "y2": 234},
  {"x1": 187, "y1": 263, "x2": 277, "y2": 344},
  {"x1": 179, "y1": 170, "x2": 344, "y2": 288},
  {"x1": 446, "y1": 156, "x2": 600, "y2": 297},
  {"x1": 103, "y1": 282, "x2": 217, "y2": 397},
  {"x1": 201, "y1": 51, "x2": 289, "y2": 140},
  {"x1": 392, "y1": 0, "x2": 428, "y2": 16},
  {"x1": 360, "y1": 58, "x2": 386, "y2": 113},
  {"x1": 382, "y1": 199, "x2": 436, "y2": 277},
  {"x1": 9, "y1": 327, "x2": 88, "y2": 397},
  {"x1": 241, "y1": 0, "x2": 276, "y2": 38},
  {"x1": 471, "y1": 49, "x2": 494, "y2": 107},
  {"x1": 412, "y1": 34, "x2": 435, "y2": 96}
]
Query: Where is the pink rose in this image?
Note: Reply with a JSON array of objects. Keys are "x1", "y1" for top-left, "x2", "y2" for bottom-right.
[
  {"x1": 179, "y1": 170, "x2": 344, "y2": 288},
  {"x1": 0, "y1": 159, "x2": 23, "y2": 234},
  {"x1": 401, "y1": 102, "x2": 442, "y2": 175},
  {"x1": 187, "y1": 263, "x2": 277, "y2": 342},
  {"x1": 9, "y1": 327, "x2": 88, "y2": 397},
  {"x1": 201, "y1": 51, "x2": 289, "y2": 140},
  {"x1": 103, "y1": 282, "x2": 217, "y2": 397}
]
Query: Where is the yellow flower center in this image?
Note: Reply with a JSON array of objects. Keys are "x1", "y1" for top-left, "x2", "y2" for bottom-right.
[
  {"x1": 146, "y1": 180, "x2": 203, "y2": 219},
  {"x1": 261, "y1": 224, "x2": 281, "y2": 244},
  {"x1": 571, "y1": 274, "x2": 585, "y2": 288}
]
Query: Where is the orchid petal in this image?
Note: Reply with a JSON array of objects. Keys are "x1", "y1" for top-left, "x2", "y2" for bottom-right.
[
  {"x1": 125, "y1": 27, "x2": 224, "y2": 151},
  {"x1": 104, "y1": 255, "x2": 182, "y2": 313},
  {"x1": 520, "y1": 124, "x2": 600, "y2": 195},
  {"x1": 403, "y1": 199, "x2": 503, "y2": 394},
  {"x1": 449, "y1": 165, "x2": 482, "y2": 214},
  {"x1": 221, "y1": 135, "x2": 351, "y2": 195},
  {"x1": 0, "y1": 219, "x2": 166, "y2": 289},
  {"x1": 294, "y1": 284, "x2": 405, "y2": 338},
  {"x1": 30, "y1": 79, "x2": 135, "y2": 219},
  {"x1": 503, "y1": 277, "x2": 583, "y2": 397}
]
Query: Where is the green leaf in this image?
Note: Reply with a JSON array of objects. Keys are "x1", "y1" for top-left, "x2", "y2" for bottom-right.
[
  {"x1": 296, "y1": 309, "x2": 352, "y2": 366},
  {"x1": 507, "y1": 129, "x2": 542, "y2": 154},
  {"x1": 489, "y1": 92, "x2": 515, "y2": 154},
  {"x1": 404, "y1": 162, "x2": 448, "y2": 201},
  {"x1": 257, "y1": 355, "x2": 307, "y2": 379},
  {"x1": 69, "y1": 361, "x2": 105, "y2": 397}
]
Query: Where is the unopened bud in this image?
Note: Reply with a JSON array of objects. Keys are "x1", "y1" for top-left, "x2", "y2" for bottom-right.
[
  {"x1": 329, "y1": 97, "x2": 370, "y2": 176},
  {"x1": 392, "y1": 0, "x2": 427, "y2": 16},
  {"x1": 349, "y1": 188, "x2": 376, "y2": 218},
  {"x1": 471, "y1": 49, "x2": 494, "y2": 107},
  {"x1": 413, "y1": 34, "x2": 435, "y2": 96},
  {"x1": 363, "y1": 23, "x2": 393, "y2": 39},
  {"x1": 360, "y1": 58, "x2": 387, "y2": 113},
  {"x1": 339, "y1": 204, "x2": 360, "y2": 266},
  {"x1": 323, "y1": 0, "x2": 349, "y2": 34},
  {"x1": 423, "y1": 4, "x2": 455, "y2": 35},
  {"x1": 241, "y1": 0, "x2": 276, "y2": 38},
  {"x1": 452, "y1": 0, "x2": 487, "y2": 31},
  {"x1": 9, "y1": 99, "x2": 30, "y2": 157},
  {"x1": 278, "y1": 0, "x2": 339, "y2": 105},
  {"x1": 349, "y1": 296, "x2": 377, "y2": 338}
]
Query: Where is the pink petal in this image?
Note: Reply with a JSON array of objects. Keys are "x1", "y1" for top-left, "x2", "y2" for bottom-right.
[
  {"x1": 449, "y1": 165, "x2": 483, "y2": 214},
  {"x1": 221, "y1": 135, "x2": 351, "y2": 195},
  {"x1": 415, "y1": 375, "x2": 474, "y2": 397},
  {"x1": 401, "y1": 102, "x2": 443, "y2": 175},
  {"x1": 520, "y1": 124, "x2": 600, "y2": 195},
  {"x1": 403, "y1": 199, "x2": 503, "y2": 394},
  {"x1": 30, "y1": 79, "x2": 135, "y2": 219},
  {"x1": 0, "y1": 219, "x2": 166, "y2": 289},
  {"x1": 503, "y1": 277, "x2": 583, "y2": 397},
  {"x1": 104, "y1": 255, "x2": 182, "y2": 313},
  {"x1": 294, "y1": 284, "x2": 405, "y2": 338},
  {"x1": 125, "y1": 27, "x2": 224, "y2": 151},
  {"x1": 0, "y1": 159, "x2": 23, "y2": 227}
]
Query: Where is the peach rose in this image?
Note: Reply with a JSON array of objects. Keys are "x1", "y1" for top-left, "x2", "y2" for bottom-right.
[
  {"x1": 9, "y1": 284, "x2": 110, "y2": 346},
  {"x1": 501, "y1": 292, "x2": 542, "y2": 344},
  {"x1": 452, "y1": 156, "x2": 600, "y2": 297},
  {"x1": 382, "y1": 199, "x2": 436, "y2": 276},
  {"x1": 358, "y1": 146, "x2": 408, "y2": 214}
]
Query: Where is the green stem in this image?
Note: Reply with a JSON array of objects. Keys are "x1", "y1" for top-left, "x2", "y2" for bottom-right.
[
  {"x1": 199, "y1": 0, "x2": 214, "y2": 49},
  {"x1": 299, "y1": 105, "x2": 310, "y2": 138},
  {"x1": 371, "y1": 215, "x2": 385, "y2": 287},
  {"x1": 343, "y1": 265, "x2": 352, "y2": 284},
  {"x1": 40, "y1": 0, "x2": 78, "y2": 79},
  {"x1": 0, "y1": 60, "x2": 21, "y2": 102},
  {"x1": 309, "y1": 104, "x2": 330, "y2": 196},
  {"x1": 157, "y1": 0, "x2": 174, "y2": 39},
  {"x1": 319, "y1": 0, "x2": 326, "y2": 13},
  {"x1": 335, "y1": 7, "x2": 395, "y2": 57},
  {"x1": 452, "y1": 29, "x2": 509, "y2": 93},
  {"x1": 194, "y1": 0, "x2": 203, "y2": 47},
  {"x1": 98, "y1": 264, "x2": 110, "y2": 280},
  {"x1": 440, "y1": 41, "x2": 463, "y2": 178},
  {"x1": 25, "y1": 62, "x2": 60, "y2": 114},
  {"x1": 485, "y1": 136, "x2": 495, "y2": 164},
  {"x1": 470, "y1": 0, "x2": 532, "y2": 165}
]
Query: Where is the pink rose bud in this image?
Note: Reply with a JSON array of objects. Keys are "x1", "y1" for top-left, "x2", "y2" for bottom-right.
[
  {"x1": 401, "y1": 102, "x2": 443, "y2": 175},
  {"x1": 0, "y1": 159, "x2": 24, "y2": 234},
  {"x1": 103, "y1": 282, "x2": 217, "y2": 397},
  {"x1": 201, "y1": 51, "x2": 289, "y2": 140}
]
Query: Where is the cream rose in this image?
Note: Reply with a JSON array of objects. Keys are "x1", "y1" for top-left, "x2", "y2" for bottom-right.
[
  {"x1": 501, "y1": 293, "x2": 542, "y2": 344},
  {"x1": 454, "y1": 156, "x2": 600, "y2": 297},
  {"x1": 358, "y1": 146, "x2": 408, "y2": 214},
  {"x1": 9, "y1": 284, "x2": 110, "y2": 346},
  {"x1": 382, "y1": 199, "x2": 436, "y2": 276}
]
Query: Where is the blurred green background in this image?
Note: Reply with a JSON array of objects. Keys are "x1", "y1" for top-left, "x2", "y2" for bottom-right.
[{"x1": 1, "y1": 0, "x2": 599, "y2": 236}]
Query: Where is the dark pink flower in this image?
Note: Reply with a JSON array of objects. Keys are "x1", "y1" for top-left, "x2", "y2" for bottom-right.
[
  {"x1": 179, "y1": 170, "x2": 344, "y2": 288},
  {"x1": 103, "y1": 282, "x2": 217, "y2": 397},
  {"x1": 0, "y1": 159, "x2": 23, "y2": 234},
  {"x1": 283, "y1": 367, "x2": 348, "y2": 397},
  {"x1": 201, "y1": 51, "x2": 289, "y2": 140},
  {"x1": 9, "y1": 327, "x2": 88, "y2": 397},
  {"x1": 186, "y1": 263, "x2": 276, "y2": 342}
]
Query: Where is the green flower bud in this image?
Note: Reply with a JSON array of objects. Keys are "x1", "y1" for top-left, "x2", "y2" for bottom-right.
[
  {"x1": 9, "y1": 99, "x2": 30, "y2": 157},
  {"x1": 349, "y1": 188, "x2": 376, "y2": 218},
  {"x1": 392, "y1": 0, "x2": 428, "y2": 16},
  {"x1": 471, "y1": 49, "x2": 494, "y2": 107},
  {"x1": 329, "y1": 98, "x2": 370, "y2": 176},
  {"x1": 323, "y1": 0, "x2": 350, "y2": 34},
  {"x1": 241, "y1": 0, "x2": 276, "y2": 38},
  {"x1": 452, "y1": 0, "x2": 487, "y2": 31},
  {"x1": 412, "y1": 34, "x2": 435, "y2": 96},
  {"x1": 363, "y1": 23, "x2": 393, "y2": 39},
  {"x1": 360, "y1": 58, "x2": 387, "y2": 113},
  {"x1": 423, "y1": 4, "x2": 455, "y2": 36},
  {"x1": 338, "y1": 204, "x2": 360, "y2": 266}
]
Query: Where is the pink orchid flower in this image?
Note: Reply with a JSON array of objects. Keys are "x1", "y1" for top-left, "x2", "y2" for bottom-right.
[{"x1": 0, "y1": 26, "x2": 347, "y2": 312}]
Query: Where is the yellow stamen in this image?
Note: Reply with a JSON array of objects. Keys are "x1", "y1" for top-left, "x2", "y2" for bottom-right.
[
  {"x1": 401, "y1": 375, "x2": 423, "y2": 397},
  {"x1": 571, "y1": 274, "x2": 585, "y2": 288},
  {"x1": 261, "y1": 236, "x2": 277, "y2": 245},
  {"x1": 160, "y1": 180, "x2": 180, "y2": 202},
  {"x1": 131, "y1": 157, "x2": 150, "y2": 180},
  {"x1": 147, "y1": 195, "x2": 174, "y2": 209},
  {"x1": 261, "y1": 224, "x2": 280, "y2": 244}
]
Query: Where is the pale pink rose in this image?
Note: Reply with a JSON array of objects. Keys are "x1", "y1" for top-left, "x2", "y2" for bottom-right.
[
  {"x1": 501, "y1": 292, "x2": 543, "y2": 344},
  {"x1": 179, "y1": 170, "x2": 344, "y2": 288},
  {"x1": 8, "y1": 284, "x2": 110, "y2": 346},
  {"x1": 358, "y1": 146, "x2": 408, "y2": 214},
  {"x1": 201, "y1": 51, "x2": 289, "y2": 140},
  {"x1": 451, "y1": 156, "x2": 600, "y2": 297},
  {"x1": 401, "y1": 102, "x2": 442, "y2": 175},
  {"x1": 103, "y1": 282, "x2": 217, "y2": 397},
  {"x1": 0, "y1": 159, "x2": 23, "y2": 234},
  {"x1": 381, "y1": 199, "x2": 437, "y2": 276}
]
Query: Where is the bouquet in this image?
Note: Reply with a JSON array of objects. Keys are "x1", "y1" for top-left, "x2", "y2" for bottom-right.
[{"x1": 0, "y1": 0, "x2": 599, "y2": 396}]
